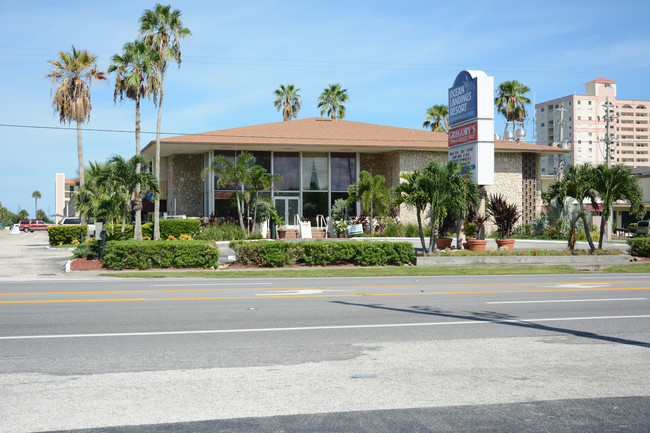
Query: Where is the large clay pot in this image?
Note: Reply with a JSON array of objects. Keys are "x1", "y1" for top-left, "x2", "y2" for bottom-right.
[
  {"x1": 436, "y1": 238, "x2": 453, "y2": 249},
  {"x1": 496, "y1": 238, "x2": 515, "y2": 252},
  {"x1": 467, "y1": 238, "x2": 487, "y2": 251},
  {"x1": 277, "y1": 230, "x2": 287, "y2": 239}
]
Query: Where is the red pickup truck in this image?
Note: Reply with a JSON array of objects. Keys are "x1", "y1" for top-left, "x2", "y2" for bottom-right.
[{"x1": 18, "y1": 219, "x2": 52, "y2": 233}]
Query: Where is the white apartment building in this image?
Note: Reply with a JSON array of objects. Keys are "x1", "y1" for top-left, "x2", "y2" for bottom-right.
[{"x1": 536, "y1": 78, "x2": 650, "y2": 177}]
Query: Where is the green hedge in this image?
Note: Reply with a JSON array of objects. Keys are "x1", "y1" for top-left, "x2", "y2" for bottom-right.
[
  {"x1": 47, "y1": 225, "x2": 88, "y2": 246},
  {"x1": 627, "y1": 237, "x2": 650, "y2": 257},
  {"x1": 231, "y1": 240, "x2": 415, "y2": 267},
  {"x1": 104, "y1": 223, "x2": 154, "y2": 239},
  {"x1": 101, "y1": 240, "x2": 220, "y2": 270},
  {"x1": 160, "y1": 219, "x2": 201, "y2": 239}
]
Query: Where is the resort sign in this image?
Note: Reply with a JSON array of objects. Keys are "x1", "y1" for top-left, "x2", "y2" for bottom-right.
[{"x1": 448, "y1": 70, "x2": 494, "y2": 185}]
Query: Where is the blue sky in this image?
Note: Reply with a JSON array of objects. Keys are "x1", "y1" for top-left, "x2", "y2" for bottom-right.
[{"x1": 1, "y1": 0, "x2": 650, "y2": 216}]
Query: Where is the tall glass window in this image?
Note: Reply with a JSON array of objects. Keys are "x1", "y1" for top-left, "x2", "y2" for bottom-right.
[
  {"x1": 273, "y1": 152, "x2": 300, "y2": 191},
  {"x1": 331, "y1": 152, "x2": 356, "y2": 192},
  {"x1": 302, "y1": 152, "x2": 328, "y2": 191}
]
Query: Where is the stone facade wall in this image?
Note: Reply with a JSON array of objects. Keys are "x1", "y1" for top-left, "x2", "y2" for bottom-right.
[
  {"x1": 167, "y1": 154, "x2": 203, "y2": 217},
  {"x1": 394, "y1": 150, "x2": 541, "y2": 233},
  {"x1": 360, "y1": 151, "x2": 401, "y2": 187}
]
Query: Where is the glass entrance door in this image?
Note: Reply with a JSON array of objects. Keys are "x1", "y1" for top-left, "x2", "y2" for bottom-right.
[{"x1": 274, "y1": 197, "x2": 300, "y2": 226}]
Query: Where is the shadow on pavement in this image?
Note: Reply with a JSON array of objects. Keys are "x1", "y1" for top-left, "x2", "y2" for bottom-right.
[{"x1": 330, "y1": 301, "x2": 650, "y2": 348}]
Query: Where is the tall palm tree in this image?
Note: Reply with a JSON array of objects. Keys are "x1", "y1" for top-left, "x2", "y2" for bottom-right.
[
  {"x1": 31, "y1": 191, "x2": 41, "y2": 218},
  {"x1": 347, "y1": 171, "x2": 390, "y2": 234},
  {"x1": 494, "y1": 80, "x2": 531, "y2": 138},
  {"x1": 47, "y1": 46, "x2": 107, "y2": 192},
  {"x1": 318, "y1": 83, "x2": 349, "y2": 119},
  {"x1": 139, "y1": 3, "x2": 191, "y2": 240},
  {"x1": 109, "y1": 40, "x2": 161, "y2": 240},
  {"x1": 593, "y1": 164, "x2": 645, "y2": 249},
  {"x1": 273, "y1": 84, "x2": 301, "y2": 121},
  {"x1": 202, "y1": 152, "x2": 256, "y2": 231},
  {"x1": 422, "y1": 105, "x2": 449, "y2": 132},
  {"x1": 544, "y1": 163, "x2": 598, "y2": 253},
  {"x1": 102, "y1": 155, "x2": 160, "y2": 233}
]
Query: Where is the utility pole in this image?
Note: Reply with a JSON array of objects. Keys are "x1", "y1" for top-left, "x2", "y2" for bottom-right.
[
  {"x1": 601, "y1": 97, "x2": 618, "y2": 242},
  {"x1": 554, "y1": 103, "x2": 569, "y2": 181}
]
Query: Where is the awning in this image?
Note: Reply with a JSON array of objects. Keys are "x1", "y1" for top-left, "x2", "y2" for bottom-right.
[{"x1": 586, "y1": 204, "x2": 603, "y2": 212}]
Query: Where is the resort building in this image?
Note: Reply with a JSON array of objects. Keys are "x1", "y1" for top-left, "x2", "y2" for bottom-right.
[
  {"x1": 141, "y1": 117, "x2": 564, "y2": 233},
  {"x1": 536, "y1": 78, "x2": 650, "y2": 178},
  {"x1": 54, "y1": 173, "x2": 79, "y2": 223}
]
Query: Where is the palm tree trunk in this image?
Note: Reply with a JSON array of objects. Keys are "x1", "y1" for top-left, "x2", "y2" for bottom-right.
[
  {"x1": 581, "y1": 212, "x2": 596, "y2": 252},
  {"x1": 429, "y1": 209, "x2": 437, "y2": 252},
  {"x1": 416, "y1": 207, "x2": 427, "y2": 253},
  {"x1": 77, "y1": 121, "x2": 86, "y2": 227},
  {"x1": 568, "y1": 216, "x2": 580, "y2": 253},
  {"x1": 236, "y1": 190, "x2": 245, "y2": 231},
  {"x1": 369, "y1": 203, "x2": 374, "y2": 234},
  {"x1": 153, "y1": 75, "x2": 165, "y2": 240},
  {"x1": 121, "y1": 201, "x2": 127, "y2": 233},
  {"x1": 134, "y1": 96, "x2": 143, "y2": 240},
  {"x1": 598, "y1": 215, "x2": 607, "y2": 250}
]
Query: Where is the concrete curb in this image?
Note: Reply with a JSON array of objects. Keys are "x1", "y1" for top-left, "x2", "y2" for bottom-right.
[{"x1": 416, "y1": 254, "x2": 632, "y2": 270}]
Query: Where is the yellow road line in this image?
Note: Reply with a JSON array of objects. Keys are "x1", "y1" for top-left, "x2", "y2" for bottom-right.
[
  {"x1": 2, "y1": 280, "x2": 650, "y2": 297},
  {"x1": 1, "y1": 286, "x2": 649, "y2": 304}
]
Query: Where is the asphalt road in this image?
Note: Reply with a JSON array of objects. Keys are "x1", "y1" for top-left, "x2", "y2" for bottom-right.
[{"x1": 1, "y1": 274, "x2": 649, "y2": 432}]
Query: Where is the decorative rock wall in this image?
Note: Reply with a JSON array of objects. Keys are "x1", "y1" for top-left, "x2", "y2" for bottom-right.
[{"x1": 168, "y1": 154, "x2": 203, "y2": 217}]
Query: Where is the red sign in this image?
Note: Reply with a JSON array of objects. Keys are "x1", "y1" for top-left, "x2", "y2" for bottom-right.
[{"x1": 448, "y1": 122, "x2": 477, "y2": 147}]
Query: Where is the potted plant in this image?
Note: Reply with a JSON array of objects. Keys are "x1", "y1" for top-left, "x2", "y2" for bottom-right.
[
  {"x1": 463, "y1": 203, "x2": 488, "y2": 251},
  {"x1": 487, "y1": 194, "x2": 520, "y2": 251},
  {"x1": 435, "y1": 214, "x2": 455, "y2": 249},
  {"x1": 333, "y1": 220, "x2": 348, "y2": 238},
  {"x1": 270, "y1": 209, "x2": 286, "y2": 239}
]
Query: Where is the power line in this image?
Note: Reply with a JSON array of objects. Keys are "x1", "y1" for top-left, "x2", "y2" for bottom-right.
[{"x1": 0, "y1": 122, "x2": 444, "y2": 143}]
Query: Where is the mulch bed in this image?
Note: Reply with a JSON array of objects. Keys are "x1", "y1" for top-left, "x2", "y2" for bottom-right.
[{"x1": 69, "y1": 258, "x2": 105, "y2": 271}]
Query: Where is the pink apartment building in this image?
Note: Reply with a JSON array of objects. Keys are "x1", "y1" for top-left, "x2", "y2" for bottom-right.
[{"x1": 536, "y1": 78, "x2": 650, "y2": 176}]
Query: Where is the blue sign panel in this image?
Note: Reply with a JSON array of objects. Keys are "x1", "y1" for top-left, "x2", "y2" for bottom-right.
[{"x1": 448, "y1": 71, "x2": 478, "y2": 126}]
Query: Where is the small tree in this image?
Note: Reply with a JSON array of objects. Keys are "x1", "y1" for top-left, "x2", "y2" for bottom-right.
[{"x1": 347, "y1": 171, "x2": 390, "y2": 234}]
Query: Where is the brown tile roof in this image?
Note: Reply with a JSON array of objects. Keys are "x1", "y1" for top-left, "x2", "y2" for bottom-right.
[
  {"x1": 142, "y1": 117, "x2": 565, "y2": 156},
  {"x1": 585, "y1": 78, "x2": 617, "y2": 84}
]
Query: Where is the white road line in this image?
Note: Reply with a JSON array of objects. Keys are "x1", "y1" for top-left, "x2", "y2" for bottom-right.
[
  {"x1": 151, "y1": 283, "x2": 272, "y2": 287},
  {"x1": 487, "y1": 298, "x2": 647, "y2": 305},
  {"x1": 1, "y1": 315, "x2": 649, "y2": 340}
]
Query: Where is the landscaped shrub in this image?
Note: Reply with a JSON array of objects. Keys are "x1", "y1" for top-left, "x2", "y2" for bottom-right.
[
  {"x1": 47, "y1": 225, "x2": 87, "y2": 246},
  {"x1": 105, "y1": 224, "x2": 134, "y2": 238},
  {"x1": 196, "y1": 222, "x2": 247, "y2": 241},
  {"x1": 72, "y1": 240, "x2": 98, "y2": 259},
  {"x1": 384, "y1": 221, "x2": 406, "y2": 237},
  {"x1": 231, "y1": 240, "x2": 415, "y2": 267},
  {"x1": 405, "y1": 223, "x2": 421, "y2": 238},
  {"x1": 231, "y1": 241, "x2": 298, "y2": 267},
  {"x1": 627, "y1": 237, "x2": 650, "y2": 257},
  {"x1": 101, "y1": 240, "x2": 220, "y2": 270},
  {"x1": 159, "y1": 219, "x2": 201, "y2": 239}
]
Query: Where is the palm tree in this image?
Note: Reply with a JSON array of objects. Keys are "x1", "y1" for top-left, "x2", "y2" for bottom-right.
[
  {"x1": 248, "y1": 165, "x2": 283, "y2": 233},
  {"x1": 31, "y1": 191, "x2": 41, "y2": 218},
  {"x1": 494, "y1": 80, "x2": 531, "y2": 138},
  {"x1": 203, "y1": 152, "x2": 256, "y2": 231},
  {"x1": 422, "y1": 105, "x2": 449, "y2": 132},
  {"x1": 75, "y1": 162, "x2": 124, "y2": 226},
  {"x1": 347, "y1": 171, "x2": 390, "y2": 234},
  {"x1": 47, "y1": 46, "x2": 107, "y2": 192},
  {"x1": 103, "y1": 155, "x2": 160, "y2": 233},
  {"x1": 108, "y1": 40, "x2": 160, "y2": 240},
  {"x1": 593, "y1": 164, "x2": 645, "y2": 249},
  {"x1": 393, "y1": 170, "x2": 429, "y2": 250},
  {"x1": 273, "y1": 84, "x2": 301, "y2": 121},
  {"x1": 318, "y1": 83, "x2": 349, "y2": 119},
  {"x1": 139, "y1": 3, "x2": 191, "y2": 240},
  {"x1": 544, "y1": 164, "x2": 598, "y2": 253}
]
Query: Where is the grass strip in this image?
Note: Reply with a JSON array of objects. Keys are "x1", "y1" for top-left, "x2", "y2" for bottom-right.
[{"x1": 100, "y1": 264, "x2": 583, "y2": 279}]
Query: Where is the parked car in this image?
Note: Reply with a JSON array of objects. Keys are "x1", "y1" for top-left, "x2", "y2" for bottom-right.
[
  {"x1": 59, "y1": 217, "x2": 96, "y2": 236},
  {"x1": 18, "y1": 219, "x2": 52, "y2": 233},
  {"x1": 635, "y1": 220, "x2": 649, "y2": 236}
]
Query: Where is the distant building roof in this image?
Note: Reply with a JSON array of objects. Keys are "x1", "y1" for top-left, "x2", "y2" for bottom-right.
[
  {"x1": 65, "y1": 178, "x2": 79, "y2": 184},
  {"x1": 585, "y1": 78, "x2": 617, "y2": 84},
  {"x1": 143, "y1": 117, "x2": 563, "y2": 157}
]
